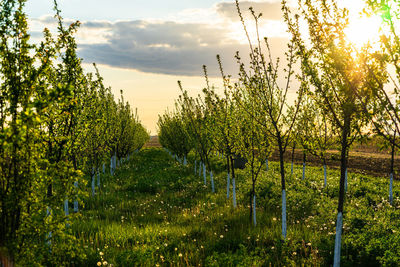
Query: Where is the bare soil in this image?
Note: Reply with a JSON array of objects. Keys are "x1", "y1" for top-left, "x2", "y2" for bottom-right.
[
  {"x1": 144, "y1": 136, "x2": 162, "y2": 148},
  {"x1": 270, "y1": 149, "x2": 400, "y2": 179},
  {"x1": 146, "y1": 136, "x2": 399, "y2": 178}
]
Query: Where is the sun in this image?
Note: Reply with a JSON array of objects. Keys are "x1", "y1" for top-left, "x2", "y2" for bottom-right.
[
  {"x1": 341, "y1": 0, "x2": 383, "y2": 49},
  {"x1": 344, "y1": 15, "x2": 382, "y2": 48}
]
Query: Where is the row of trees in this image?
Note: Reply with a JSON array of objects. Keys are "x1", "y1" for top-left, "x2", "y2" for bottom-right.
[
  {"x1": 158, "y1": 0, "x2": 400, "y2": 266},
  {"x1": 0, "y1": 0, "x2": 149, "y2": 265}
]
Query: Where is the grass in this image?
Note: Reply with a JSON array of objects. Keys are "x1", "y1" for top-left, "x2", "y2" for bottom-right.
[{"x1": 73, "y1": 148, "x2": 400, "y2": 266}]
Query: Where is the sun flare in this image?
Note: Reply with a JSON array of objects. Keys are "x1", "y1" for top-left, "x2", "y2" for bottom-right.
[
  {"x1": 344, "y1": 15, "x2": 382, "y2": 48},
  {"x1": 341, "y1": 0, "x2": 383, "y2": 49}
]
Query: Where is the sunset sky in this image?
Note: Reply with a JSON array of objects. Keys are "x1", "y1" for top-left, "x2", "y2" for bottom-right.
[{"x1": 25, "y1": 0, "x2": 371, "y2": 134}]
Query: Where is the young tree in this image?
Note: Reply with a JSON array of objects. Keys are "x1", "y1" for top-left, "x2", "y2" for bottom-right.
[
  {"x1": 361, "y1": 0, "x2": 400, "y2": 205},
  {"x1": 202, "y1": 58, "x2": 240, "y2": 205},
  {"x1": 284, "y1": 0, "x2": 385, "y2": 265},
  {"x1": 158, "y1": 109, "x2": 193, "y2": 161},
  {"x1": 233, "y1": 0, "x2": 304, "y2": 238},
  {"x1": 232, "y1": 82, "x2": 271, "y2": 225},
  {"x1": 296, "y1": 95, "x2": 338, "y2": 187},
  {"x1": 176, "y1": 84, "x2": 214, "y2": 189}
]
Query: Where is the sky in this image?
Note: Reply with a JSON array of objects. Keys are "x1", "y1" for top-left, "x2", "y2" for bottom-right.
[{"x1": 24, "y1": 0, "x2": 368, "y2": 134}]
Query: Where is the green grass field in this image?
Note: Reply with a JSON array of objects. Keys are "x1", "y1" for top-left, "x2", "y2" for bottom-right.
[{"x1": 73, "y1": 148, "x2": 400, "y2": 266}]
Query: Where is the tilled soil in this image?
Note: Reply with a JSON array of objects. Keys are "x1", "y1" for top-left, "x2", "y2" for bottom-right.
[
  {"x1": 271, "y1": 149, "x2": 400, "y2": 179},
  {"x1": 146, "y1": 136, "x2": 399, "y2": 178}
]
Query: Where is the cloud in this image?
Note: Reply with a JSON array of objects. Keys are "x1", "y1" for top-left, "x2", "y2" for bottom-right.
[
  {"x1": 216, "y1": 0, "x2": 283, "y2": 21},
  {"x1": 28, "y1": 1, "x2": 290, "y2": 77},
  {"x1": 78, "y1": 19, "x2": 289, "y2": 77}
]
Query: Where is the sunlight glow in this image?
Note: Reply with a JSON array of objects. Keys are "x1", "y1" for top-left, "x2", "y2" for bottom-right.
[
  {"x1": 339, "y1": 0, "x2": 383, "y2": 49},
  {"x1": 344, "y1": 15, "x2": 382, "y2": 48}
]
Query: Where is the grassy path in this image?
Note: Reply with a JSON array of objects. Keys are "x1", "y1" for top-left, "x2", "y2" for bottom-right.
[{"x1": 73, "y1": 148, "x2": 400, "y2": 266}]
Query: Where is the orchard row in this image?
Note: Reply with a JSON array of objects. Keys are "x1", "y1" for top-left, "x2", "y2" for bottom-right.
[
  {"x1": 0, "y1": 1, "x2": 149, "y2": 265},
  {"x1": 157, "y1": 1, "x2": 400, "y2": 266}
]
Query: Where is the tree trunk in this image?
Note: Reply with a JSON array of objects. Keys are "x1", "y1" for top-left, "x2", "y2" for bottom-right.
[
  {"x1": 252, "y1": 182, "x2": 256, "y2": 226},
  {"x1": 302, "y1": 151, "x2": 306, "y2": 180},
  {"x1": 230, "y1": 156, "x2": 237, "y2": 208},
  {"x1": 390, "y1": 130, "x2": 396, "y2": 205},
  {"x1": 333, "y1": 115, "x2": 351, "y2": 267},
  {"x1": 291, "y1": 142, "x2": 296, "y2": 175},
  {"x1": 226, "y1": 156, "x2": 230, "y2": 199},
  {"x1": 278, "y1": 138, "x2": 286, "y2": 239},
  {"x1": 323, "y1": 157, "x2": 327, "y2": 188}
]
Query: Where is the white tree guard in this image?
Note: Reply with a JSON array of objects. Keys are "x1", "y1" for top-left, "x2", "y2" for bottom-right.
[
  {"x1": 97, "y1": 170, "x2": 100, "y2": 188},
  {"x1": 390, "y1": 172, "x2": 394, "y2": 205},
  {"x1": 232, "y1": 178, "x2": 237, "y2": 208},
  {"x1": 324, "y1": 165, "x2": 327, "y2": 188},
  {"x1": 74, "y1": 181, "x2": 79, "y2": 212},
  {"x1": 282, "y1": 189, "x2": 287, "y2": 239},
  {"x1": 266, "y1": 159, "x2": 269, "y2": 171},
  {"x1": 291, "y1": 161, "x2": 294, "y2": 175},
  {"x1": 64, "y1": 199, "x2": 69, "y2": 216},
  {"x1": 203, "y1": 164, "x2": 207, "y2": 185},
  {"x1": 210, "y1": 171, "x2": 215, "y2": 193},
  {"x1": 333, "y1": 212, "x2": 343, "y2": 267},
  {"x1": 253, "y1": 195, "x2": 257, "y2": 226},
  {"x1": 302, "y1": 162, "x2": 306, "y2": 180},
  {"x1": 91, "y1": 173, "x2": 95, "y2": 196},
  {"x1": 227, "y1": 172, "x2": 230, "y2": 199},
  {"x1": 110, "y1": 158, "x2": 113, "y2": 175},
  {"x1": 46, "y1": 207, "x2": 52, "y2": 248},
  {"x1": 345, "y1": 168, "x2": 348, "y2": 192},
  {"x1": 198, "y1": 161, "x2": 202, "y2": 177}
]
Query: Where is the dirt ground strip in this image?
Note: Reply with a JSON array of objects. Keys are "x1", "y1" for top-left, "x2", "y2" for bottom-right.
[
  {"x1": 144, "y1": 136, "x2": 162, "y2": 148},
  {"x1": 146, "y1": 136, "x2": 399, "y2": 179},
  {"x1": 270, "y1": 149, "x2": 400, "y2": 179}
]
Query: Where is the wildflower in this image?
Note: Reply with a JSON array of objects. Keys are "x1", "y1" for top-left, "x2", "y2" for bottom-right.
[
  {"x1": 220, "y1": 235, "x2": 224, "y2": 238},
  {"x1": 97, "y1": 262, "x2": 102, "y2": 266},
  {"x1": 99, "y1": 252, "x2": 104, "y2": 256},
  {"x1": 103, "y1": 262, "x2": 108, "y2": 266},
  {"x1": 306, "y1": 242, "x2": 312, "y2": 246},
  {"x1": 273, "y1": 217, "x2": 277, "y2": 221},
  {"x1": 293, "y1": 252, "x2": 297, "y2": 256},
  {"x1": 179, "y1": 253, "x2": 183, "y2": 257},
  {"x1": 175, "y1": 247, "x2": 178, "y2": 251}
]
